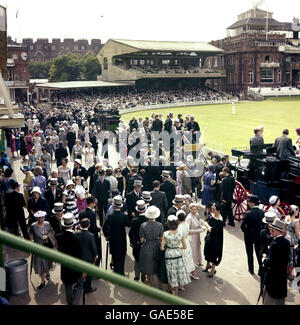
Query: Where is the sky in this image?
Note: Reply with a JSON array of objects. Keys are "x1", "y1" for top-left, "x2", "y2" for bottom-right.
[{"x1": 1, "y1": 0, "x2": 300, "y2": 44}]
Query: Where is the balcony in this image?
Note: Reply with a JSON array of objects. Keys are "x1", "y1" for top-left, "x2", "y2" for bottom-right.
[
  {"x1": 260, "y1": 62, "x2": 280, "y2": 68},
  {"x1": 5, "y1": 80, "x2": 28, "y2": 87},
  {"x1": 285, "y1": 62, "x2": 300, "y2": 69}
]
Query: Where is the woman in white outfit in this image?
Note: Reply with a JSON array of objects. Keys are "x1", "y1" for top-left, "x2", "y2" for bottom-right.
[
  {"x1": 177, "y1": 210, "x2": 199, "y2": 286},
  {"x1": 33, "y1": 132, "x2": 42, "y2": 157},
  {"x1": 84, "y1": 142, "x2": 95, "y2": 170}
]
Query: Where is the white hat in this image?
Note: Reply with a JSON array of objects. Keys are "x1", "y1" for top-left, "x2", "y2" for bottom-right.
[
  {"x1": 61, "y1": 213, "x2": 75, "y2": 228},
  {"x1": 113, "y1": 196, "x2": 123, "y2": 208},
  {"x1": 262, "y1": 211, "x2": 276, "y2": 224},
  {"x1": 66, "y1": 180, "x2": 75, "y2": 188},
  {"x1": 31, "y1": 186, "x2": 42, "y2": 195},
  {"x1": 167, "y1": 215, "x2": 178, "y2": 222},
  {"x1": 74, "y1": 159, "x2": 82, "y2": 165},
  {"x1": 145, "y1": 206, "x2": 160, "y2": 220},
  {"x1": 269, "y1": 196, "x2": 279, "y2": 206},
  {"x1": 34, "y1": 210, "x2": 47, "y2": 219}
]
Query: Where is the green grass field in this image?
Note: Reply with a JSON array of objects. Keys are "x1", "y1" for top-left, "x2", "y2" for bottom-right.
[{"x1": 121, "y1": 97, "x2": 300, "y2": 154}]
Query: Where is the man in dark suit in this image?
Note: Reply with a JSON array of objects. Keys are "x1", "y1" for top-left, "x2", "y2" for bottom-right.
[
  {"x1": 126, "y1": 167, "x2": 144, "y2": 194},
  {"x1": 93, "y1": 170, "x2": 110, "y2": 226},
  {"x1": 160, "y1": 171, "x2": 176, "y2": 210},
  {"x1": 75, "y1": 219, "x2": 98, "y2": 294},
  {"x1": 186, "y1": 116, "x2": 200, "y2": 143},
  {"x1": 248, "y1": 128, "x2": 265, "y2": 180},
  {"x1": 126, "y1": 180, "x2": 143, "y2": 220},
  {"x1": 56, "y1": 213, "x2": 83, "y2": 305},
  {"x1": 262, "y1": 219, "x2": 290, "y2": 305},
  {"x1": 129, "y1": 200, "x2": 148, "y2": 282},
  {"x1": 5, "y1": 180, "x2": 29, "y2": 239},
  {"x1": 273, "y1": 129, "x2": 295, "y2": 161},
  {"x1": 55, "y1": 142, "x2": 68, "y2": 168},
  {"x1": 89, "y1": 162, "x2": 102, "y2": 194},
  {"x1": 44, "y1": 178, "x2": 63, "y2": 219},
  {"x1": 218, "y1": 167, "x2": 236, "y2": 227},
  {"x1": 151, "y1": 114, "x2": 163, "y2": 132},
  {"x1": 241, "y1": 195, "x2": 264, "y2": 275},
  {"x1": 72, "y1": 159, "x2": 87, "y2": 181},
  {"x1": 66, "y1": 128, "x2": 76, "y2": 157},
  {"x1": 167, "y1": 195, "x2": 185, "y2": 217},
  {"x1": 103, "y1": 196, "x2": 130, "y2": 275},
  {"x1": 49, "y1": 203, "x2": 64, "y2": 238},
  {"x1": 164, "y1": 115, "x2": 173, "y2": 134},
  {"x1": 79, "y1": 196, "x2": 102, "y2": 266},
  {"x1": 150, "y1": 181, "x2": 168, "y2": 229}
]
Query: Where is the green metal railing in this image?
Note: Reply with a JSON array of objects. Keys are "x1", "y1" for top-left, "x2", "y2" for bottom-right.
[{"x1": 0, "y1": 230, "x2": 197, "y2": 305}]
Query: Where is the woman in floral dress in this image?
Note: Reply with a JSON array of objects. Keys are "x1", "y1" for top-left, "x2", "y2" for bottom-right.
[
  {"x1": 161, "y1": 215, "x2": 191, "y2": 296},
  {"x1": 177, "y1": 211, "x2": 198, "y2": 282},
  {"x1": 26, "y1": 130, "x2": 34, "y2": 156}
]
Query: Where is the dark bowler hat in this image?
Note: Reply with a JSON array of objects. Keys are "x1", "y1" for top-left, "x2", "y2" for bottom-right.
[{"x1": 9, "y1": 179, "x2": 20, "y2": 190}]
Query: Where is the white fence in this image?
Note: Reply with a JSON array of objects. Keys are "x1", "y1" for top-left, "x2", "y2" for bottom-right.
[{"x1": 120, "y1": 99, "x2": 239, "y2": 115}]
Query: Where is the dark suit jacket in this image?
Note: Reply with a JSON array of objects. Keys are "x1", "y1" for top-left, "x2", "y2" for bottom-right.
[
  {"x1": 273, "y1": 135, "x2": 295, "y2": 160},
  {"x1": 264, "y1": 236, "x2": 290, "y2": 299},
  {"x1": 129, "y1": 215, "x2": 148, "y2": 261},
  {"x1": 241, "y1": 207, "x2": 264, "y2": 242},
  {"x1": 87, "y1": 166, "x2": 96, "y2": 193},
  {"x1": 57, "y1": 230, "x2": 82, "y2": 285},
  {"x1": 103, "y1": 210, "x2": 130, "y2": 257},
  {"x1": 94, "y1": 179, "x2": 110, "y2": 203},
  {"x1": 5, "y1": 191, "x2": 26, "y2": 220},
  {"x1": 160, "y1": 180, "x2": 176, "y2": 209},
  {"x1": 79, "y1": 208, "x2": 100, "y2": 235},
  {"x1": 75, "y1": 230, "x2": 97, "y2": 264},
  {"x1": 72, "y1": 166, "x2": 87, "y2": 180},
  {"x1": 44, "y1": 187, "x2": 63, "y2": 211},
  {"x1": 126, "y1": 174, "x2": 143, "y2": 194},
  {"x1": 250, "y1": 135, "x2": 264, "y2": 154},
  {"x1": 186, "y1": 121, "x2": 200, "y2": 132},
  {"x1": 150, "y1": 189, "x2": 168, "y2": 222},
  {"x1": 164, "y1": 119, "x2": 173, "y2": 134},
  {"x1": 126, "y1": 190, "x2": 142, "y2": 218},
  {"x1": 218, "y1": 174, "x2": 235, "y2": 203},
  {"x1": 167, "y1": 205, "x2": 179, "y2": 217},
  {"x1": 151, "y1": 119, "x2": 163, "y2": 132}
]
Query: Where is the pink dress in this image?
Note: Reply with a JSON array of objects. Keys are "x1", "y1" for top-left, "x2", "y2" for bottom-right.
[
  {"x1": 26, "y1": 135, "x2": 33, "y2": 154},
  {"x1": 186, "y1": 213, "x2": 206, "y2": 265},
  {"x1": 10, "y1": 134, "x2": 16, "y2": 153}
]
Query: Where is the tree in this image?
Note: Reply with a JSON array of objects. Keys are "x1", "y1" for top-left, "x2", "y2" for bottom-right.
[
  {"x1": 29, "y1": 61, "x2": 52, "y2": 79},
  {"x1": 82, "y1": 54, "x2": 101, "y2": 81},
  {"x1": 48, "y1": 53, "x2": 84, "y2": 82}
]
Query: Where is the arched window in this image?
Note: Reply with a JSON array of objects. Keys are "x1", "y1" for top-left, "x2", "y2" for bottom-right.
[{"x1": 103, "y1": 57, "x2": 108, "y2": 70}]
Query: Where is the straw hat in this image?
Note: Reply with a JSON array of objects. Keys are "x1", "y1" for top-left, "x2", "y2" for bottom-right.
[
  {"x1": 142, "y1": 191, "x2": 152, "y2": 202},
  {"x1": 113, "y1": 196, "x2": 123, "y2": 208},
  {"x1": 136, "y1": 200, "x2": 146, "y2": 213},
  {"x1": 172, "y1": 195, "x2": 185, "y2": 205},
  {"x1": 268, "y1": 219, "x2": 286, "y2": 232}
]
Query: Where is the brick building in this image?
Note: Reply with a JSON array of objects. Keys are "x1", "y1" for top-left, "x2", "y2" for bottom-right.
[
  {"x1": 17, "y1": 38, "x2": 102, "y2": 62},
  {"x1": 210, "y1": 8, "x2": 300, "y2": 98},
  {"x1": 3, "y1": 44, "x2": 30, "y2": 103}
]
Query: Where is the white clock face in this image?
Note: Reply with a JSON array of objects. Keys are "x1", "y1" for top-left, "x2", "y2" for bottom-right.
[{"x1": 21, "y1": 52, "x2": 28, "y2": 61}]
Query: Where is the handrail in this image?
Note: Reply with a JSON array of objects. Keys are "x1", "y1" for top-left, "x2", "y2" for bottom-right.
[{"x1": 0, "y1": 230, "x2": 197, "y2": 305}]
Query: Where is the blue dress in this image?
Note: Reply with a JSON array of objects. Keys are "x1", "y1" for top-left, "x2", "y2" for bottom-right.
[{"x1": 201, "y1": 171, "x2": 215, "y2": 206}]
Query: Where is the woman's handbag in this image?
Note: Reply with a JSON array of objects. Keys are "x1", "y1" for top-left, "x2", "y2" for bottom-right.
[{"x1": 204, "y1": 232, "x2": 211, "y2": 243}]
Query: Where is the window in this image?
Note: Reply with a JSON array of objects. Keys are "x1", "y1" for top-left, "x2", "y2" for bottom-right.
[
  {"x1": 30, "y1": 45, "x2": 34, "y2": 50},
  {"x1": 14, "y1": 74, "x2": 19, "y2": 80},
  {"x1": 278, "y1": 70, "x2": 282, "y2": 83},
  {"x1": 264, "y1": 55, "x2": 270, "y2": 63},
  {"x1": 261, "y1": 69, "x2": 273, "y2": 83},
  {"x1": 162, "y1": 59, "x2": 170, "y2": 65},
  {"x1": 103, "y1": 57, "x2": 108, "y2": 70},
  {"x1": 74, "y1": 45, "x2": 79, "y2": 51},
  {"x1": 248, "y1": 70, "x2": 254, "y2": 84},
  {"x1": 81, "y1": 46, "x2": 85, "y2": 51},
  {"x1": 52, "y1": 46, "x2": 56, "y2": 50}
]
